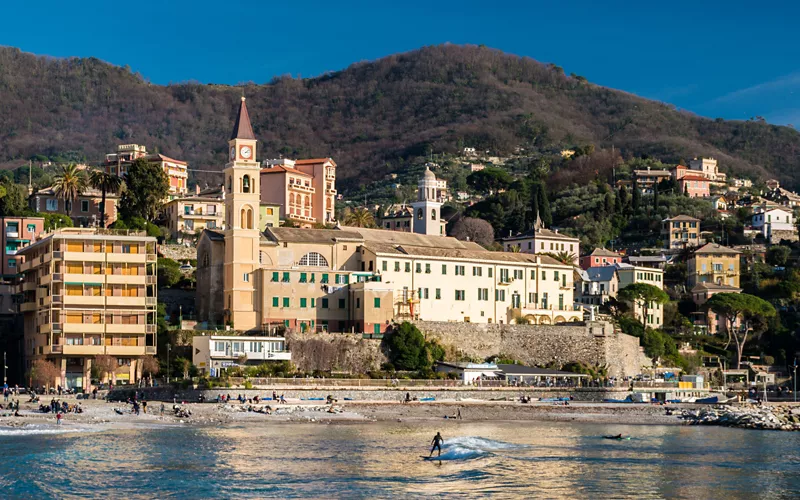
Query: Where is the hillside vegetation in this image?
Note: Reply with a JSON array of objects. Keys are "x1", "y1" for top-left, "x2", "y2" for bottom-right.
[{"x1": 1, "y1": 44, "x2": 799, "y2": 190}]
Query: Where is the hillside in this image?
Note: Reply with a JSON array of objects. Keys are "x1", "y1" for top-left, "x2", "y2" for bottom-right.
[{"x1": 1, "y1": 44, "x2": 800, "y2": 190}]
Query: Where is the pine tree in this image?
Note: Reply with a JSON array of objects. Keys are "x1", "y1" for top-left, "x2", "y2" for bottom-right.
[
  {"x1": 538, "y1": 182, "x2": 552, "y2": 226},
  {"x1": 632, "y1": 180, "x2": 641, "y2": 211},
  {"x1": 653, "y1": 182, "x2": 660, "y2": 210}
]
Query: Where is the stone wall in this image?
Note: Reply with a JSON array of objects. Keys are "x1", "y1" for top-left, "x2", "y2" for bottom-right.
[
  {"x1": 286, "y1": 332, "x2": 385, "y2": 374},
  {"x1": 159, "y1": 244, "x2": 197, "y2": 262},
  {"x1": 413, "y1": 320, "x2": 650, "y2": 378}
]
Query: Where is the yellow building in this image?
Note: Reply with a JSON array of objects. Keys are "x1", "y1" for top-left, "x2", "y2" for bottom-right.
[
  {"x1": 162, "y1": 186, "x2": 225, "y2": 240},
  {"x1": 616, "y1": 263, "x2": 665, "y2": 328},
  {"x1": 259, "y1": 202, "x2": 281, "y2": 231},
  {"x1": 661, "y1": 215, "x2": 701, "y2": 250},
  {"x1": 195, "y1": 97, "x2": 580, "y2": 333},
  {"x1": 18, "y1": 228, "x2": 158, "y2": 390},
  {"x1": 687, "y1": 243, "x2": 741, "y2": 288}
]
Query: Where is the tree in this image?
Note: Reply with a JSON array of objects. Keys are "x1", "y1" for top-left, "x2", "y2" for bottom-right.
[
  {"x1": 766, "y1": 245, "x2": 791, "y2": 266},
  {"x1": 466, "y1": 167, "x2": 512, "y2": 194},
  {"x1": 705, "y1": 293, "x2": 776, "y2": 369},
  {"x1": 618, "y1": 283, "x2": 669, "y2": 327},
  {"x1": 42, "y1": 213, "x2": 74, "y2": 231},
  {"x1": 343, "y1": 207, "x2": 376, "y2": 228},
  {"x1": 174, "y1": 357, "x2": 191, "y2": 379},
  {"x1": 0, "y1": 183, "x2": 29, "y2": 216},
  {"x1": 544, "y1": 251, "x2": 576, "y2": 266},
  {"x1": 157, "y1": 258, "x2": 182, "y2": 288},
  {"x1": 631, "y1": 180, "x2": 641, "y2": 211},
  {"x1": 450, "y1": 217, "x2": 495, "y2": 247},
  {"x1": 386, "y1": 322, "x2": 430, "y2": 371},
  {"x1": 94, "y1": 355, "x2": 117, "y2": 383},
  {"x1": 89, "y1": 169, "x2": 123, "y2": 228},
  {"x1": 52, "y1": 163, "x2": 87, "y2": 215},
  {"x1": 119, "y1": 158, "x2": 169, "y2": 221},
  {"x1": 140, "y1": 355, "x2": 160, "y2": 385},
  {"x1": 29, "y1": 359, "x2": 60, "y2": 388}
]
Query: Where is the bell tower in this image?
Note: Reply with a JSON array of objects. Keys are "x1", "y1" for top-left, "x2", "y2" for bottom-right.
[
  {"x1": 223, "y1": 97, "x2": 261, "y2": 330},
  {"x1": 410, "y1": 166, "x2": 444, "y2": 236}
]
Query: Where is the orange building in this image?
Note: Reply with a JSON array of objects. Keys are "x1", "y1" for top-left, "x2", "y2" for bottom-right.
[
  {"x1": 105, "y1": 144, "x2": 189, "y2": 198},
  {"x1": 260, "y1": 158, "x2": 337, "y2": 226}
]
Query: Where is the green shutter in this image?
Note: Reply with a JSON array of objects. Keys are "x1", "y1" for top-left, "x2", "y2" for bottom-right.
[
  {"x1": 321, "y1": 273, "x2": 329, "y2": 283},
  {"x1": 299, "y1": 272, "x2": 307, "y2": 283},
  {"x1": 271, "y1": 272, "x2": 279, "y2": 282},
  {"x1": 374, "y1": 297, "x2": 381, "y2": 308},
  {"x1": 300, "y1": 298, "x2": 307, "y2": 308},
  {"x1": 311, "y1": 298, "x2": 316, "y2": 308},
  {"x1": 272, "y1": 297, "x2": 279, "y2": 307},
  {"x1": 283, "y1": 297, "x2": 290, "y2": 307},
  {"x1": 322, "y1": 298, "x2": 329, "y2": 309}
]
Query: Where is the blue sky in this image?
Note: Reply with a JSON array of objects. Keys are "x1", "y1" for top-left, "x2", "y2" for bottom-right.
[{"x1": 2, "y1": 0, "x2": 799, "y2": 125}]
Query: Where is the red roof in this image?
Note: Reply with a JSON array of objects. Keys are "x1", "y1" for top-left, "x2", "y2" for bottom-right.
[
  {"x1": 149, "y1": 154, "x2": 187, "y2": 166},
  {"x1": 680, "y1": 174, "x2": 709, "y2": 182},
  {"x1": 294, "y1": 158, "x2": 336, "y2": 167},
  {"x1": 260, "y1": 165, "x2": 312, "y2": 177}
]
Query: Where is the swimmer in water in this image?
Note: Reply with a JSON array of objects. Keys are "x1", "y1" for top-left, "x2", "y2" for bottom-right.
[{"x1": 429, "y1": 432, "x2": 444, "y2": 457}]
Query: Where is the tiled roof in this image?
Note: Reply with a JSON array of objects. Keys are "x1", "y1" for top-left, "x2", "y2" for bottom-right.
[
  {"x1": 694, "y1": 243, "x2": 741, "y2": 255},
  {"x1": 691, "y1": 282, "x2": 742, "y2": 293},
  {"x1": 680, "y1": 174, "x2": 709, "y2": 181},
  {"x1": 35, "y1": 186, "x2": 118, "y2": 198},
  {"x1": 294, "y1": 158, "x2": 337, "y2": 167},
  {"x1": 582, "y1": 266, "x2": 618, "y2": 283},
  {"x1": 588, "y1": 248, "x2": 619, "y2": 257},
  {"x1": 500, "y1": 227, "x2": 578, "y2": 242},
  {"x1": 265, "y1": 227, "x2": 363, "y2": 243},
  {"x1": 633, "y1": 169, "x2": 671, "y2": 176},
  {"x1": 204, "y1": 230, "x2": 225, "y2": 241},
  {"x1": 148, "y1": 154, "x2": 187, "y2": 166},
  {"x1": 260, "y1": 165, "x2": 313, "y2": 177},
  {"x1": 663, "y1": 215, "x2": 700, "y2": 222}
]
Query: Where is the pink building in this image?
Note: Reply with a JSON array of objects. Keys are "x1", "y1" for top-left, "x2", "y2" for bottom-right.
[
  {"x1": 579, "y1": 248, "x2": 622, "y2": 270},
  {"x1": 260, "y1": 158, "x2": 336, "y2": 226},
  {"x1": 678, "y1": 174, "x2": 710, "y2": 198}
]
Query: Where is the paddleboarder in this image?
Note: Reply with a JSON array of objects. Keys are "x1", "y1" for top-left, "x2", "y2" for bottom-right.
[{"x1": 429, "y1": 432, "x2": 444, "y2": 457}]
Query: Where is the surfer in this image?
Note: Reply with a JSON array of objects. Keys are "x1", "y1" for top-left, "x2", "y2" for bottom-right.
[{"x1": 429, "y1": 432, "x2": 444, "y2": 457}]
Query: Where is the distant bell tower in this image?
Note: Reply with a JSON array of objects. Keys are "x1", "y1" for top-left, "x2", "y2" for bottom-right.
[
  {"x1": 223, "y1": 97, "x2": 261, "y2": 331},
  {"x1": 410, "y1": 166, "x2": 444, "y2": 236}
]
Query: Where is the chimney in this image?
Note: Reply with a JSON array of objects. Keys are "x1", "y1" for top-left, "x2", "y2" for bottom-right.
[{"x1": 195, "y1": 184, "x2": 201, "y2": 195}]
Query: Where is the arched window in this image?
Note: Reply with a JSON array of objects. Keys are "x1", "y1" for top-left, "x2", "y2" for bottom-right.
[
  {"x1": 289, "y1": 193, "x2": 295, "y2": 206},
  {"x1": 247, "y1": 208, "x2": 253, "y2": 229},
  {"x1": 227, "y1": 176, "x2": 232, "y2": 193},
  {"x1": 242, "y1": 175, "x2": 250, "y2": 193},
  {"x1": 298, "y1": 252, "x2": 329, "y2": 267},
  {"x1": 304, "y1": 196, "x2": 310, "y2": 207},
  {"x1": 202, "y1": 252, "x2": 209, "y2": 268},
  {"x1": 417, "y1": 208, "x2": 423, "y2": 220},
  {"x1": 326, "y1": 198, "x2": 332, "y2": 209},
  {"x1": 240, "y1": 208, "x2": 247, "y2": 229},
  {"x1": 431, "y1": 209, "x2": 437, "y2": 220}
]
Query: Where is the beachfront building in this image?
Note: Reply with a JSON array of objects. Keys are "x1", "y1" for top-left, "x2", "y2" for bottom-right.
[
  {"x1": 192, "y1": 335, "x2": 291, "y2": 376},
  {"x1": 196, "y1": 96, "x2": 580, "y2": 332},
  {"x1": 616, "y1": 263, "x2": 665, "y2": 328},
  {"x1": 162, "y1": 186, "x2": 225, "y2": 240},
  {"x1": 105, "y1": 144, "x2": 189, "y2": 198},
  {"x1": 575, "y1": 266, "x2": 618, "y2": 306},
  {"x1": 579, "y1": 248, "x2": 621, "y2": 270},
  {"x1": 31, "y1": 187, "x2": 119, "y2": 228},
  {"x1": 499, "y1": 221, "x2": 580, "y2": 265},
  {"x1": 1, "y1": 216, "x2": 44, "y2": 280},
  {"x1": 751, "y1": 205, "x2": 797, "y2": 243},
  {"x1": 18, "y1": 228, "x2": 158, "y2": 390},
  {"x1": 690, "y1": 282, "x2": 742, "y2": 335},
  {"x1": 687, "y1": 243, "x2": 741, "y2": 288},
  {"x1": 661, "y1": 215, "x2": 701, "y2": 250},
  {"x1": 633, "y1": 167, "x2": 671, "y2": 194},
  {"x1": 380, "y1": 168, "x2": 447, "y2": 236},
  {"x1": 260, "y1": 157, "x2": 337, "y2": 227}
]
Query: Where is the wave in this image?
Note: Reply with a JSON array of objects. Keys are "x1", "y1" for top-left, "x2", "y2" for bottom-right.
[
  {"x1": 0, "y1": 425, "x2": 93, "y2": 437},
  {"x1": 431, "y1": 436, "x2": 527, "y2": 461}
]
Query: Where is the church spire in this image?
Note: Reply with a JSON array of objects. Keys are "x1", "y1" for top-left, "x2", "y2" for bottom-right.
[{"x1": 230, "y1": 96, "x2": 256, "y2": 140}]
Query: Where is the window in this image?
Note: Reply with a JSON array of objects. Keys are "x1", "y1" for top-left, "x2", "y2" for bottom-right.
[
  {"x1": 394, "y1": 262, "x2": 400, "y2": 272},
  {"x1": 531, "y1": 270, "x2": 536, "y2": 280},
  {"x1": 416, "y1": 263, "x2": 422, "y2": 273},
  {"x1": 542, "y1": 292, "x2": 549, "y2": 309},
  {"x1": 405, "y1": 262, "x2": 411, "y2": 273},
  {"x1": 382, "y1": 261, "x2": 387, "y2": 272},
  {"x1": 242, "y1": 175, "x2": 250, "y2": 193},
  {"x1": 282, "y1": 272, "x2": 290, "y2": 282},
  {"x1": 472, "y1": 266, "x2": 482, "y2": 277},
  {"x1": 322, "y1": 298, "x2": 329, "y2": 309},
  {"x1": 373, "y1": 297, "x2": 381, "y2": 308},
  {"x1": 243, "y1": 273, "x2": 249, "y2": 282},
  {"x1": 558, "y1": 294, "x2": 564, "y2": 310},
  {"x1": 541, "y1": 271, "x2": 546, "y2": 280},
  {"x1": 356, "y1": 298, "x2": 361, "y2": 309},
  {"x1": 300, "y1": 298, "x2": 307, "y2": 308},
  {"x1": 477, "y1": 288, "x2": 489, "y2": 300},
  {"x1": 431, "y1": 209, "x2": 436, "y2": 220},
  {"x1": 455, "y1": 265, "x2": 465, "y2": 276},
  {"x1": 271, "y1": 272, "x2": 279, "y2": 282},
  {"x1": 425, "y1": 263, "x2": 431, "y2": 274},
  {"x1": 554, "y1": 271, "x2": 560, "y2": 281},
  {"x1": 299, "y1": 252, "x2": 329, "y2": 267},
  {"x1": 442, "y1": 264, "x2": 447, "y2": 275},
  {"x1": 321, "y1": 274, "x2": 329, "y2": 284},
  {"x1": 27, "y1": 224, "x2": 36, "y2": 233},
  {"x1": 80, "y1": 200, "x2": 89, "y2": 212},
  {"x1": 455, "y1": 290, "x2": 465, "y2": 301},
  {"x1": 338, "y1": 298, "x2": 346, "y2": 309},
  {"x1": 282, "y1": 297, "x2": 290, "y2": 308},
  {"x1": 299, "y1": 273, "x2": 307, "y2": 283},
  {"x1": 46, "y1": 198, "x2": 58, "y2": 211},
  {"x1": 495, "y1": 289, "x2": 506, "y2": 301},
  {"x1": 499, "y1": 268, "x2": 509, "y2": 283},
  {"x1": 272, "y1": 297, "x2": 279, "y2": 307},
  {"x1": 435, "y1": 288, "x2": 441, "y2": 299},
  {"x1": 514, "y1": 270, "x2": 523, "y2": 280},
  {"x1": 713, "y1": 263, "x2": 723, "y2": 272},
  {"x1": 8, "y1": 259, "x2": 16, "y2": 269}
]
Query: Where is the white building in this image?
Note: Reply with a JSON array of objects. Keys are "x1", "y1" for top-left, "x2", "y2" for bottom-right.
[
  {"x1": 499, "y1": 221, "x2": 580, "y2": 265},
  {"x1": 192, "y1": 335, "x2": 290, "y2": 376},
  {"x1": 751, "y1": 206, "x2": 797, "y2": 243},
  {"x1": 688, "y1": 157, "x2": 726, "y2": 183}
]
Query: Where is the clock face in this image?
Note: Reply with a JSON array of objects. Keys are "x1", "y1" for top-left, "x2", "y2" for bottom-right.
[
  {"x1": 230, "y1": 147, "x2": 236, "y2": 160},
  {"x1": 240, "y1": 146, "x2": 252, "y2": 159}
]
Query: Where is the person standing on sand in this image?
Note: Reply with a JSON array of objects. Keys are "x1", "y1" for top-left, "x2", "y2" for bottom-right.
[
  {"x1": 429, "y1": 432, "x2": 444, "y2": 457},
  {"x1": 56, "y1": 412, "x2": 63, "y2": 425}
]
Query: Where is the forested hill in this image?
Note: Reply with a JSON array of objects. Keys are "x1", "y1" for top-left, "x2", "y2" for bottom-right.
[{"x1": 1, "y1": 44, "x2": 800, "y2": 190}]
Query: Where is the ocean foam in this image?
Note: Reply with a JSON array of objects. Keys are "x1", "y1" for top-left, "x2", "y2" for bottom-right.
[
  {"x1": 432, "y1": 436, "x2": 527, "y2": 461},
  {"x1": 0, "y1": 425, "x2": 93, "y2": 437}
]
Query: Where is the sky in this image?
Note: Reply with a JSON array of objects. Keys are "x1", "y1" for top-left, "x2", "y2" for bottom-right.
[{"x1": 2, "y1": 0, "x2": 800, "y2": 125}]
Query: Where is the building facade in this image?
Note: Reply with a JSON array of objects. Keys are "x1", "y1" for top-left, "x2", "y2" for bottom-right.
[
  {"x1": 687, "y1": 243, "x2": 741, "y2": 288},
  {"x1": 691, "y1": 282, "x2": 742, "y2": 335},
  {"x1": 751, "y1": 206, "x2": 797, "y2": 243},
  {"x1": 579, "y1": 248, "x2": 622, "y2": 270},
  {"x1": 688, "y1": 157, "x2": 726, "y2": 183},
  {"x1": 616, "y1": 263, "x2": 665, "y2": 329},
  {"x1": 633, "y1": 167, "x2": 671, "y2": 194},
  {"x1": 260, "y1": 158, "x2": 337, "y2": 226},
  {"x1": 192, "y1": 335, "x2": 290, "y2": 376},
  {"x1": 1, "y1": 217, "x2": 44, "y2": 280},
  {"x1": 18, "y1": 228, "x2": 158, "y2": 390},
  {"x1": 661, "y1": 215, "x2": 701, "y2": 250},
  {"x1": 381, "y1": 168, "x2": 447, "y2": 236},
  {"x1": 162, "y1": 187, "x2": 225, "y2": 240},
  {"x1": 499, "y1": 223, "x2": 580, "y2": 265},
  {"x1": 259, "y1": 203, "x2": 281, "y2": 231},
  {"x1": 677, "y1": 174, "x2": 711, "y2": 198},
  {"x1": 31, "y1": 187, "x2": 119, "y2": 227},
  {"x1": 105, "y1": 144, "x2": 189, "y2": 198}
]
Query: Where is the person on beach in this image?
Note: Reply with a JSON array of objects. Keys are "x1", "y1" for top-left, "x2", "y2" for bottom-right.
[
  {"x1": 142, "y1": 401, "x2": 148, "y2": 414},
  {"x1": 56, "y1": 412, "x2": 63, "y2": 425},
  {"x1": 430, "y1": 432, "x2": 444, "y2": 457}
]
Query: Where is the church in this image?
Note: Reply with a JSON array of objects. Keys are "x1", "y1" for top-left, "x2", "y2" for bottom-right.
[{"x1": 197, "y1": 98, "x2": 580, "y2": 333}]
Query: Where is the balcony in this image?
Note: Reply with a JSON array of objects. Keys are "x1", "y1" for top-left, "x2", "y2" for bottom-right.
[
  {"x1": 6, "y1": 248, "x2": 17, "y2": 256},
  {"x1": 63, "y1": 295, "x2": 105, "y2": 306},
  {"x1": 106, "y1": 274, "x2": 146, "y2": 285},
  {"x1": 107, "y1": 253, "x2": 146, "y2": 263},
  {"x1": 22, "y1": 281, "x2": 36, "y2": 292},
  {"x1": 63, "y1": 323, "x2": 105, "y2": 334},
  {"x1": 64, "y1": 273, "x2": 106, "y2": 284},
  {"x1": 6, "y1": 229, "x2": 19, "y2": 238},
  {"x1": 104, "y1": 345, "x2": 147, "y2": 356},
  {"x1": 38, "y1": 274, "x2": 52, "y2": 286},
  {"x1": 106, "y1": 296, "x2": 146, "y2": 307},
  {"x1": 106, "y1": 324, "x2": 147, "y2": 334},
  {"x1": 62, "y1": 345, "x2": 105, "y2": 355},
  {"x1": 326, "y1": 188, "x2": 337, "y2": 195},
  {"x1": 145, "y1": 346, "x2": 157, "y2": 355},
  {"x1": 288, "y1": 183, "x2": 315, "y2": 193},
  {"x1": 63, "y1": 251, "x2": 105, "y2": 262},
  {"x1": 20, "y1": 302, "x2": 37, "y2": 312}
]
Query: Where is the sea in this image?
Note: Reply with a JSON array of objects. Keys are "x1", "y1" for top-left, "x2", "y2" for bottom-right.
[{"x1": 0, "y1": 420, "x2": 798, "y2": 498}]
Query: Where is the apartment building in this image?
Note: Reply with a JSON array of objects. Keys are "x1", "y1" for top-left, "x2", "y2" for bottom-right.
[
  {"x1": 192, "y1": 335, "x2": 290, "y2": 376},
  {"x1": 687, "y1": 243, "x2": 741, "y2": 288},
  {"x1": 105, "y1": 144, "x2": 189, "y2": 198},
  {"x1": 616, "y1": 263, "x2": 665, "y2": 329},
  {"x1": 633, "y1": 167, "x2": 671, "y2": 194},
  {"x1": 579, "y1": 248, "x2": 622, "y2": 270},
  {"x1": 31, "y1": 187, "x2": 119, "y2": 227},
  {"x1": 677, "y1": 173, "x2": 711, "y2": 198},
  {"x1": 1, "y1": 216, "x2": 44, "y2": 280},
  {"x1": 260, "y1": 157, "x2": 337, "y2": 226},
  {"x1": 162, "y1": 187, "x2": 225, "y2": 239},
  {"x1": 18, "y1": 228, "x2": 158, "y2": 390},
  {"x1": 751, "y1": 205, "x2": 797, "y2": 243},
  {"x1": 661, "y1": 215, "x2": 701, "y2": 250},
  {"x1": 690, "y1": 282, "x2": 742, "y2": 335}
]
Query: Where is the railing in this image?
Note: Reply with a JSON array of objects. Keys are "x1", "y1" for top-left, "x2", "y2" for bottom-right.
[
  {"x1": 146, "y1": 254, "x2": 157, "y2": 262},
  {"x1": 52, "y1": 273, "x2": 63, "y2": 281},
  {"x1": 145, "y1": 346, "x2": 156, "y2": 355},
  {"x1": 53, "y1": 251, "x2": 63, "y2": 259},
  {"x1": 146, "y1": 324, "x2": 156, "y2": 333},
  {"x1": 6, "y1": 230, "x2": 19, "y2": 238},
  {"x1": 52, "y1": 295, "x2": 62, "y2": 304},
  {"x1": 145, "y1": 297, "x2": 157, "y2": 306},
  {"x1": 146, "y1": 276, "x2": 156, "y2": 285},
  {"x1": 51, "y1": 345, "x2": 63, "y2": 353}
]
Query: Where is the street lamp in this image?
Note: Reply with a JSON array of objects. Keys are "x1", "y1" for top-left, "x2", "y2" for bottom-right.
[
  {"x1": 793, "y1": 358, "x2": 798, "y2": 403},
  {"x1": 166, "y1": 343, "x2": 171, "y2": 384}
]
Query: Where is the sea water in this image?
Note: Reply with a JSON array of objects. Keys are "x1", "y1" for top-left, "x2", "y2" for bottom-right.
[{"x1": 0, "y1": 420, "x2": 798, "y2": 498}]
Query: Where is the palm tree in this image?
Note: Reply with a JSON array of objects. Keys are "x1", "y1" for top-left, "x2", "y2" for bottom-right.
[
  {"x1": 544, "y1": 251, "x2": 577, "y2": 266},
  {"x1": 52, "y1": 163, "x2": 87, "y2": 216},
  {"x1": 344, "y1": 207, "x2": 376, "y2": 228},
  {"x1": 89, "y1": 169, "x2": 123, "y2": 227}
]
